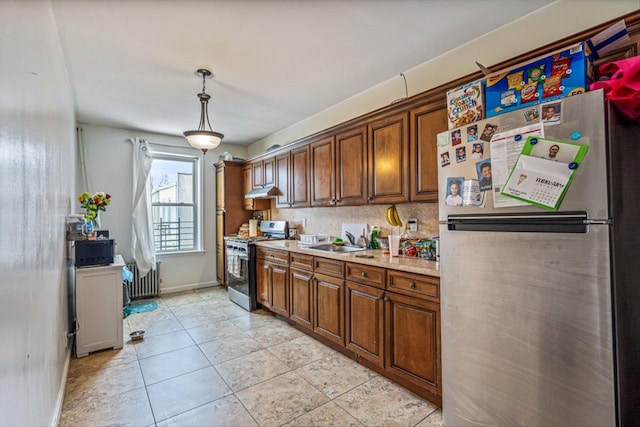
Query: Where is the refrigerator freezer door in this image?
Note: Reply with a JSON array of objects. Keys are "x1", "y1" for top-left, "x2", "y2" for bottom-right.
[
  {"x1": 440, "y1": 224, "x2": 615, "y2": 426},
  {"x1": 438, "y1": 90, "x2": 608, "y2": 221}
]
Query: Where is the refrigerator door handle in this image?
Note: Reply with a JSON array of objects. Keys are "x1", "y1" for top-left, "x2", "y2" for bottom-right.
[{"x1": 447, "y1": 211, "x2": 590, "y2": 233}]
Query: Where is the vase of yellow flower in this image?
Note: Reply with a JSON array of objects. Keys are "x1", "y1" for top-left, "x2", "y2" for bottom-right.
[{"x1": 78, "y1": 192, "x2": 111, "y2": 236}]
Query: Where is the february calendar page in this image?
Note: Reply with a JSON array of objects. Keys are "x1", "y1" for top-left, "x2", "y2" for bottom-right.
[{"x1": 501, "y1": 137, "x2": 589, "y2": 210}]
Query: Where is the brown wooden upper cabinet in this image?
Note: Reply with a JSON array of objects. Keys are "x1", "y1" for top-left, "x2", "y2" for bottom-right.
[
  {"x1": 310, "y1": 135, "x2": 336, "y2": 207},
  {"x1": 336, "y1": 125, "x2": 368, "y2": 206},
  {"x1": 250, "y1": 157, "x2": 275, "y2": 190},
  {"x1": 410, "y1": 101, "x2": 447, "y2": 202},
  {"x1": 310, "y1": 126, "x2": 369, "y2": 207},
  {"x1": 275, "y1": 152, "x2": 291, "y2": 208},
  {"x1": 275, "y1": 146, "x2": 310, "y2": 208},
  {"x1": 367, "y1": 112, "x2": 410, "y2": 204},
  {"x1": 242, "y1": 164, "x2": 254, "y2": 210}
]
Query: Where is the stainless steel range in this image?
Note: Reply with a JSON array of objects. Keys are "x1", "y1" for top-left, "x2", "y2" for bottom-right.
[{"x1": 225, "y1": 220, "x2": 288, "y2": 311}]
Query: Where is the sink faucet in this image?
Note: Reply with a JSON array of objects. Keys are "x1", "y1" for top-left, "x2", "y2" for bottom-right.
[{"x1": 344, "y1": 231, "x2": 356, "y2": 245}]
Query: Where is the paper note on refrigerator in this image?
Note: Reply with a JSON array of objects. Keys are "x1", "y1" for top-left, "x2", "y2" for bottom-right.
[{"x1": 489, "y1": 124, "x2": 544, "y2": 208}]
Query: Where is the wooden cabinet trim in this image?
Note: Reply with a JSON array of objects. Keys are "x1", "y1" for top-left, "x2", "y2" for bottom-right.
[
  {"x1": 345, "y1": 262, "x2": 386, "y2": 289},
  {"x1": 314, "y1": 257, "x2": 345, "y2": 278},
  {"x1": 256, "y1": 247, "x2": 289, "y2": 265},
  {"x1": 290, "y1": 253, "x2": 314, "y2": 271},
  {"x1": 387, "y1": 270, "x2": 440, "y2": 302}
]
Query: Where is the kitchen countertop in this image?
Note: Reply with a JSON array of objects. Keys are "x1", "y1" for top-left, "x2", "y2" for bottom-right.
[{"x1": 255, "y1": 240, "x2": 440, "y2": 278}]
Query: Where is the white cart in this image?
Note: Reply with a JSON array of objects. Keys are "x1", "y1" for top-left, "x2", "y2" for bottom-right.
[{"x1": 75, "y1": 254, "x2": 125, "y2": 357}]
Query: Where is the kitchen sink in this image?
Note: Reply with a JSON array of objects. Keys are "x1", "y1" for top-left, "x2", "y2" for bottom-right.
[{"x1": 307, "y1": 243, "x2": 367, "y2": 253}]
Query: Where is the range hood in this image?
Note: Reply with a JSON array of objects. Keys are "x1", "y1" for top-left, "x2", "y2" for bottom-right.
[{"x1": 245, "y1": 185, "x2": 279, "y2": 199}]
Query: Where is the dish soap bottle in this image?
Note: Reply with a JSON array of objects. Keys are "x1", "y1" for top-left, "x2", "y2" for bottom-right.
[{"x1": 370, "y1": 226, "x2": 379, "y2": 249}]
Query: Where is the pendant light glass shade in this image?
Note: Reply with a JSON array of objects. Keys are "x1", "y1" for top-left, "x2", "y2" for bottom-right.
[{"x1": 183, "y1": 69, "x2": 224, "y2": 154}]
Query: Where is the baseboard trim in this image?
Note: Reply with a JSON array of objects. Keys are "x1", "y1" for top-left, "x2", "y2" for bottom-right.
[
  {"x1": 160, "y1": 282, "x2": 220, "y2": 295},
  {"x1": 51, "y1": 348, "x2": 71, "y2": 427}
]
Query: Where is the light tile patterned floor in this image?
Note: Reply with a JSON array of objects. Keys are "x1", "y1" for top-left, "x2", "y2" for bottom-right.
[{"x1": 60, "y1": 286, "x2": 443, "y2": 426}]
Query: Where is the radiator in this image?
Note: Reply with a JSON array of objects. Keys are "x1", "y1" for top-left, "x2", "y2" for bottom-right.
[{"x1": 125, "y1": 262, "x2": 160, "y2": 300}]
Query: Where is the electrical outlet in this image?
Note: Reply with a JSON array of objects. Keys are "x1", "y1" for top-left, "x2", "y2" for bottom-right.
[
  {"x1": 408, "y1": 218, "x2": 418, "y2": 232},
  {"x1": 301, "y1": 218, "x2": 307, "y2": 227}
]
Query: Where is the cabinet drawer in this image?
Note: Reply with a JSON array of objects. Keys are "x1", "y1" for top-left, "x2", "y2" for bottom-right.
[
  {"x1": 290, "y1": 253, "x2": 314, "y2": 271},
  {"x1": 387, "y1": 270, "x2": 439, "y2": 302},
  {"x1": 256, "y1": 247, "x2": 289, "y2": 265},
  {"x1": 314, "y1": 257, "x2": 344, "y2": 278},
  {"x1": 346, "y1": 263, "x2": 385, "y2": 289}
]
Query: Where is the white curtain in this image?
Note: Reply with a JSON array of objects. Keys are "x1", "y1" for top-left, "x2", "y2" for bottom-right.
[{"x1": 131, "y1": 138, "x2": 156, "y2": 276}]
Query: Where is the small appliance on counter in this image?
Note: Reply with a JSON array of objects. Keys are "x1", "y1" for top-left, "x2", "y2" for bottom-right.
[{"x1": 71, "y1": 239, "x2": 116, "y2": 267}]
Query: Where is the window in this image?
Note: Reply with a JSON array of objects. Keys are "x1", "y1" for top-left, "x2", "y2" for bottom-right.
[{"x1": 150, "y1": 153, "x2": 201, "y2": 254}]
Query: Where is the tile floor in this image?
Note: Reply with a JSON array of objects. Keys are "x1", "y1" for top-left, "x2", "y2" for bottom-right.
[{"x1": 60, "y1": 286, "x2": 443, "y2": 426}]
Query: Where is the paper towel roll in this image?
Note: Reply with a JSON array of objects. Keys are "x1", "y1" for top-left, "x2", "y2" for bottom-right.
[{"x1": 249, "y1": 220, "x2": 258, "y2": 237}]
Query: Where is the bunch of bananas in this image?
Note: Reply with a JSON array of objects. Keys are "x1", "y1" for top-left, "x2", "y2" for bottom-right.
[{"x1": 385, "y1": 204, "x2": 403, "y2": 227}]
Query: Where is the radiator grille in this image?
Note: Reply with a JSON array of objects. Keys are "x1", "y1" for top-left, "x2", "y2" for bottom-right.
[{"x1": 125, "y1": 262, "x2": 160, "y2": 300}]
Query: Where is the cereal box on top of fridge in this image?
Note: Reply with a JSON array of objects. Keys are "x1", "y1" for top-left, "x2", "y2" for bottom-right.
[
  {"x1": 484, "y1": 42, "x2": 594, "y2": 118},
  {"x1": 446, "y1": 79, "x2": 484, "y2": 130}
]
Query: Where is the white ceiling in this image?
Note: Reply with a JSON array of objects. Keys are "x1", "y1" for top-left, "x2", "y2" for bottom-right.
[{"x1": 52, "y1": 0, "x2": 555, "y2": 146}]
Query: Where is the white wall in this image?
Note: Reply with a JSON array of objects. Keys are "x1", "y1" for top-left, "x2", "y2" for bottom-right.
[
  {"x1": 248, "y1": 0, "x2": 640, "y2": 157},
  {"x1": 77, "y1": 123, "x2": 248, "y2": 293},
  {"x1": 0, "y1": 1, "x2": 76, "y2": 426}
]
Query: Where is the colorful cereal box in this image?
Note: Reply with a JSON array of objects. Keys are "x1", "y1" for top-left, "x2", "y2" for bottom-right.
[
  {"x1": 484, "y1": 42, "x2": 594, "y2": 118},
  {"x1": 446, "y1": 79, "x2": 484, "y2": 129}
]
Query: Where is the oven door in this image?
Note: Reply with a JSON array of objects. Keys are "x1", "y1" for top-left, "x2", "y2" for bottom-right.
[{"x1": 226, "y1": 243, "x2": 258, "y2": 311}]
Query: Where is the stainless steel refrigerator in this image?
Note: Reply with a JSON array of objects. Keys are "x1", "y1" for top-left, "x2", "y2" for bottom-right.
[{"x1": 437, "y1": 90, "x2": 640, "y2": 426}]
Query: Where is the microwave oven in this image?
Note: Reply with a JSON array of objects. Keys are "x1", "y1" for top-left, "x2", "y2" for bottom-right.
[{"x1": 73, "y1": 239, "x2": 115, "y2": 267}]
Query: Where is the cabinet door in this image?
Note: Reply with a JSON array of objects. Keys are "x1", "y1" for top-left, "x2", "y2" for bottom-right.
[
  {"x1": 270, "y1": 263, "x2": 289, "y2": 317},
  {"x1": 216, "y1": 212, "x2": 225, "y2": 285},
  {"x1": 290, "y1": 145, "x2": 310, "y2": 208},
  {"x1": 275, "y1": 152, "x2": 292, "y2": 208},
  {"x1": 385, "y1": 291, "x2": 441, "y2": 395},
  {"x1": 290, "y1": 268, "x2": 314, "y2": 329},
  {"x1": 252, "y1": 160, "x2": 264, "y2": 189},
  {"x1": 410, "y1": 101, "x2": 447, "y2": 202},
  {"x1": 216, "y1": 166, "x2": 225, "y2": 210},
  {"x1": 367, "y1": 112, "x2": 410, "y2": 204},
  {"x1": 263, "y1": 157, "x2": 275, "y2": 187},
  {"x1": 335, "y1": 126, "x2": 368, "y2": 206},
  {"x1": 345, "y1": 281, "x2": 385, "y2": 367},
  {"x1": 75, "y1": 265, "x2": 123, "y2": 357},
  {"x1": 314, "y1": 273, "x2": 344, "y2": 346},
  {"x1": 256, "y1": 258, "x2": 271, "y2": 308},
  {"x1": 310, "y1": 136, "x2": 336, "y2": 207},
  {"x1": 243, "y1": 164, "x2": 255, "y2": 210}
]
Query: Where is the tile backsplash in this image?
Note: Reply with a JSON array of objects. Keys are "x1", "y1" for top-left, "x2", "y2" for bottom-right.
[{"x1": 272, "y1": 202, "x2": 439, "y2": 239}]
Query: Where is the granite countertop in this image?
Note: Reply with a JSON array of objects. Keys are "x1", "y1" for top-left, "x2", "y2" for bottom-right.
[{"x1": 254, "y1": 240, "x2": 440, "y2": 278}]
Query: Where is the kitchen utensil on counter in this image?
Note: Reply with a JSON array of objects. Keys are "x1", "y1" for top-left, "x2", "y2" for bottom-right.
[
  {"x1": 388, "y1": 235, "x2": 401, "y2": 257},
  {"x1": 341, "y1": 223, "x2": 368, "y2": 246}
]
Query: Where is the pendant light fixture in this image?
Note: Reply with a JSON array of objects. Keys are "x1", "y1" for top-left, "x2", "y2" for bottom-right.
[{"x1": 183, "y1": 69, "x2": 224, "y2": 154}]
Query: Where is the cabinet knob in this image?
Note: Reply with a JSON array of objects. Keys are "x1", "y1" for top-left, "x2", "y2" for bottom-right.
[
  {"x1": 383, "y1": 297, "x2": 389, "y2": 302},
  {"x1": 360, "y1": 271, "x2": 366, "y2": 277},
  {"x1": 409, "y1": 282, "x2": 416, "y2": 289}
]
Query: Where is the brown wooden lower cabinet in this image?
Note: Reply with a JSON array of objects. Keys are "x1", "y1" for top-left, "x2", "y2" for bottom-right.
[
  {"x1": 255, "y1": 246, "x2": 442, "y2": 406},
  {"x1": 290, "y1": 267, "x2": 314, "y2": 329},
  {"x1": 256, "y1": 255, "x2": 289, "y2": 317},
  {"x1": 256, "y1": 258, "x2": 271, "y2": 309},
  {"x1": 313, "y1": 273, "x2": 344, "y2": 346},
  {"x1": 269, "y1": 263, "x2": 289, "y2": 317},
  {"x1": 385, "y1": 290, "x2": 441, "y2": 397},
  {"x1": 345, "y1": 280, "x2": 385, "y2": 368}
]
